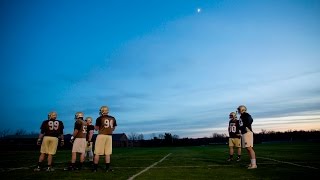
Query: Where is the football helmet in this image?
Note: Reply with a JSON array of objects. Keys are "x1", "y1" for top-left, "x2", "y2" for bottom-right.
[
  {"x1": 229, "y1": 112, "x2": 237, "y2": 120},
  {"x1": 75, "y1": 112, "x2": 84, "y2": 119},
  {"x1": 48, "y1": 112, "x2": 57, "y2": 120},
  {"x1": 85, "y1": 117, "x2": 92, "y2": 123},
  {"x1": 99, "y1": 106, "x2": 109, "y2": 115},
  {"x1": 237, "y1": 105, "x2": 247, "y2": 114}
]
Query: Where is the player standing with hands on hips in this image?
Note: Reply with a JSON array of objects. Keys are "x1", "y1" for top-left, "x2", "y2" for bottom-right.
[
  {"x1": 237, "y1": 105, "x2": 257, "y2": 169},
  {"x1": 93, "y1": 106, "x2": 117, "y2": 172}
]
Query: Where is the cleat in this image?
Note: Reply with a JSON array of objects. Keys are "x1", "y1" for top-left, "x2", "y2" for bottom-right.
[
  {"x1": 64, "y1": 166, "x2": 75, "y2": 171},
  {"x1": 105, "y1": 168, "x2": 114, "y2": 172},
  {"x1": 248, "y1": 165, "x2": 257, "y2": 169},
  {"x1": 236, "y1": 157, "x2": 241, "y2": 162},
  {"x1": 34, "y1": 166, "x2": 41, "y2": 172},
  {"x1": 227, "y1": 158, "x2": 233, "y2": 162},
  {"x1": 247, "y1": 164, "x2": 252, "y2": 167},
  {"x1": 46, "y1": 167, "x2": 55, "y2": 172}
]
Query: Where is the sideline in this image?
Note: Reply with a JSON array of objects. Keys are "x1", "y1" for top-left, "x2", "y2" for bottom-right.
[
  {"x1": 259, "y1": 157, "x2": 318, "y2": 170},
  {"x1": 127, "y1": 153, "x2": 172, "y2": 180}
]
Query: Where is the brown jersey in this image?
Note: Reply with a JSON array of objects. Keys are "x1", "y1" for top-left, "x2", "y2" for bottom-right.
[
  {"x1": 74, "y1": 120, "x2": 87, "y2": 138},
  {"x1": 40, "y1": 120, "x2": 64, "y2": 137},
  {"x1": 95, "y1": 115, "x2": 117, "y2": 135}
]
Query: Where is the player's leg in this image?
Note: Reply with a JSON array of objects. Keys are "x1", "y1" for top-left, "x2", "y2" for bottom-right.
[
  {"x1": 245, "y1": 131, "x2": 257, "y2": 169},
  {"x1": 34, "y1": 153, "x2": 46, "y2": 171},
  {"x1": 93, "y1": 135, "x2": 106, "y2": 172},
  {"x1": 234, "y1": 138, "x2": 241, "y2": 161},
  {"x1": 104, "y1": 135, "x2": 113, "y2": 171},
  {"x1": 46, "y1": 137, "x2": 58, "y2": 171},
  {"x1": 227, "y1": 138, "x2": 234, "y2": 161}
]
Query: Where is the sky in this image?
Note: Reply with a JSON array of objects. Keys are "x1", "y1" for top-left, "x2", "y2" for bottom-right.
[{"x1": 1, "y1": 0, "x2": 320, "y2": 138}]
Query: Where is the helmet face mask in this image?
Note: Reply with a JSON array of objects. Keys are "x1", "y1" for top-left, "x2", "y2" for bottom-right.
[
  {"x1": 229, "y1": 112, "x2": 237, "y2": 120},
  {"x1": 99, "y1": 106, "x2": 109, "y2": 115},
  {"x1": 75, "y1": 112, "x2": 84, "y2": 120},
  {"x1": 49, "y1": 112, "x2": 57, "y2": 120}
]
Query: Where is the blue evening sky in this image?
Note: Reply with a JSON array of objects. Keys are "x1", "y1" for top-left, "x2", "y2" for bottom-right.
[{"x1": 1, "y1": 0, "x2": 319, "y2": 138}]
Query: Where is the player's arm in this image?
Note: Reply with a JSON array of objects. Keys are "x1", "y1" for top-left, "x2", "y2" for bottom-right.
[
  {"x1": 94, "y1": 117, "x2": 101, "y2": 131},
  {"x1": 88, "y1": 129, "x2": 94, "y2": 142},
  {"x1": 37, "y1": 121, "x2": 46, "y2": 145},
  {"x1": 111, "y1": 118, "x2": 117, "y2": 131},
  {"x1": 37, "y1": 133, "x2": 44, "y2": 145}
]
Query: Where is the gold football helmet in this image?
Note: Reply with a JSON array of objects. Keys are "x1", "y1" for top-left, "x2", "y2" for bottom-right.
[
  {"x1": 48, "y1": 112, "x2": 57, "y2": 120},
  {"x1": 99, "y1": 106, "x2": 109, "y2": 115},
  {"x1": 229, "y1": 112, "x2": 237, "y2": 120},
  {"x1": 237, "y1": 105, "x2": 247, "y2": 114},
  {"x1": 75, "y1": 112, "x2": 84, "y2": 119}
]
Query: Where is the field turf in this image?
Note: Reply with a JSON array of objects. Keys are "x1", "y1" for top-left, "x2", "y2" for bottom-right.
[{"x1": 0, "y1": 142, "x2": 319, "y2": 179}]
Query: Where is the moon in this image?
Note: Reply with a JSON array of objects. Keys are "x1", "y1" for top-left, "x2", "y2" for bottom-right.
[{"x1": 197, "y1": 8, "x2": 201, "y2": 13}]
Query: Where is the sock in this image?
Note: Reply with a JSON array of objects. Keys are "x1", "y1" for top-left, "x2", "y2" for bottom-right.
[
  {"x1": 251, "y1": 159, "x2": 256, "y2": 165},
  {"x1": 229, "y1": 154, "x2": 233, "y2": 159},
  {"x1": 78, "y1": 162, "x2": 83, "y2": 169},
  {"x1": 93, "y1": 163, "x2": 98, "y2": 170},
  {"x1": 105, "y1": 163, "x2": 110, "y2": 169}
]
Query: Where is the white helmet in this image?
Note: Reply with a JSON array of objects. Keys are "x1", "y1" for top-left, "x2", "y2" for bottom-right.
[
  {"x1": 75, "y1": 112, "x2": 84, "y2": 119},
  {"x1": 229, "y1": 112, "x2": 237, "y2": 120},
  {"x1": 85, "y1": 117, "x2": 92, "y2": 124},
  {"x1": 99, "y1": 106, "x2": 109, "y2": 115},
  {"x1": 237, "y1": 105, "x2": 247, "y2": 114},
  {"x1": 48, "y1": 112, "x2": 57, "y2": 120}
]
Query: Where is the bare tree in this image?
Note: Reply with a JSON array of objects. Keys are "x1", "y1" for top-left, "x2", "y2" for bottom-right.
[
  {"x1": 173, "y1": 134, "x2": 179, "y2": 139},
  {"x1": 15, "y1": 129, "x2": 27, "y2": 136},
  {"x1": 158, "y1": 134, "x2": 164, "y2": 140},
  {"x1": 0, "y1": 129, "x2": 11, "y2": 138},
  {"x1": 137, "y1": 134, "x2": 144, "y2": 140},
  {"x1": 128, "y1": 132, "x2": 138, "y2": 141}
]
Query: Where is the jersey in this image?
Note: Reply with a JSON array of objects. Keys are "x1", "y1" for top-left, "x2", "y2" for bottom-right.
[
  {"x1": 74, "y1": 120, "x2": 87, "y2": 138},
  {"x1": 86, "y1": 124, "x2": 94, "y2": 141},
  {"x1": 40, "y1": 119, "x2": 64, "y2": 137},
  {"x1": 239, "y1": 112, "x2": 253, "y2": 134},
  {"x1": 95, "y1": 115, "x2": 117, "y2": 135},
  {"x1": 228, "y1": 119, "x2": 241, "y2": 138}
]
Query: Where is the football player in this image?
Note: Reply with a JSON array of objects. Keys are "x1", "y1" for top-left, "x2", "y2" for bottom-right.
[
  {"x1": 34, "y1": 112, "x2": 64, "y2": 172},
  {"x1": 64, "y1": 112, "x2": 87, "y2": 171},
  {"x1": 227, "y1": 112, "x2": 241, "y2": 162},
  {"x1": 237, "y1": 105, "x2": 257, "y2": 169},
  {"x1": 85, "y1": 117, "x2": 94, "y2": 165},
  {"x1": 93, "y1": 106, "x2": 117, "y2": 172}
]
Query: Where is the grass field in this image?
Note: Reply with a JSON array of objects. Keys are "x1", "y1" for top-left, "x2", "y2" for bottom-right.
[{"x1": 0, "y1": 142, "x2": 319, "y2": 180}]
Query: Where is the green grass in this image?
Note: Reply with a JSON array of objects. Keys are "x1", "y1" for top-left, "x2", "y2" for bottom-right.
[{"x1": 0, "y1": 142, "x2": 319, "y2": 179}]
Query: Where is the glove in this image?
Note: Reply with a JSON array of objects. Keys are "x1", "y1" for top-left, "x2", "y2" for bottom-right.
[
  {"x1": 87, "y1": 141, "x2": 91, "y2": 147},
  {"x1": 37, "y1": 138, "x2": 42, "y2": 145},
  {"x1": 60, "y1": 140, "x2": 64, "y2": 146},
  {"x1": 70, "y1": 136, "x2": 74, "y2": 144}
]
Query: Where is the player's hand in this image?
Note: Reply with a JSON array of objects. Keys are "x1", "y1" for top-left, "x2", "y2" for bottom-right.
[
  {"x1": 237, "y1": 134, "x2": 242, "y2": 137},
  {"x1": 37, "y1": 139, "x2": 42, "y2": 145},
  {"x1": 60, "y1": 140, "x2": 64, "y2": 146},
  {"x1": 87, "y1": 141, "x2": 91, "y2": 147},
  {"x1": 70, "y1": 138, "x2": 74, "y2": 144}
]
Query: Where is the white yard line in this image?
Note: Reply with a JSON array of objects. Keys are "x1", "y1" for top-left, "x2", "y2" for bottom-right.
[
  {"x1": 127, "y1": 153, "x2": 172, "y2": 180},
  {"x1": 259, "y1": 157, "x2": 318, "y2": 170}
]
